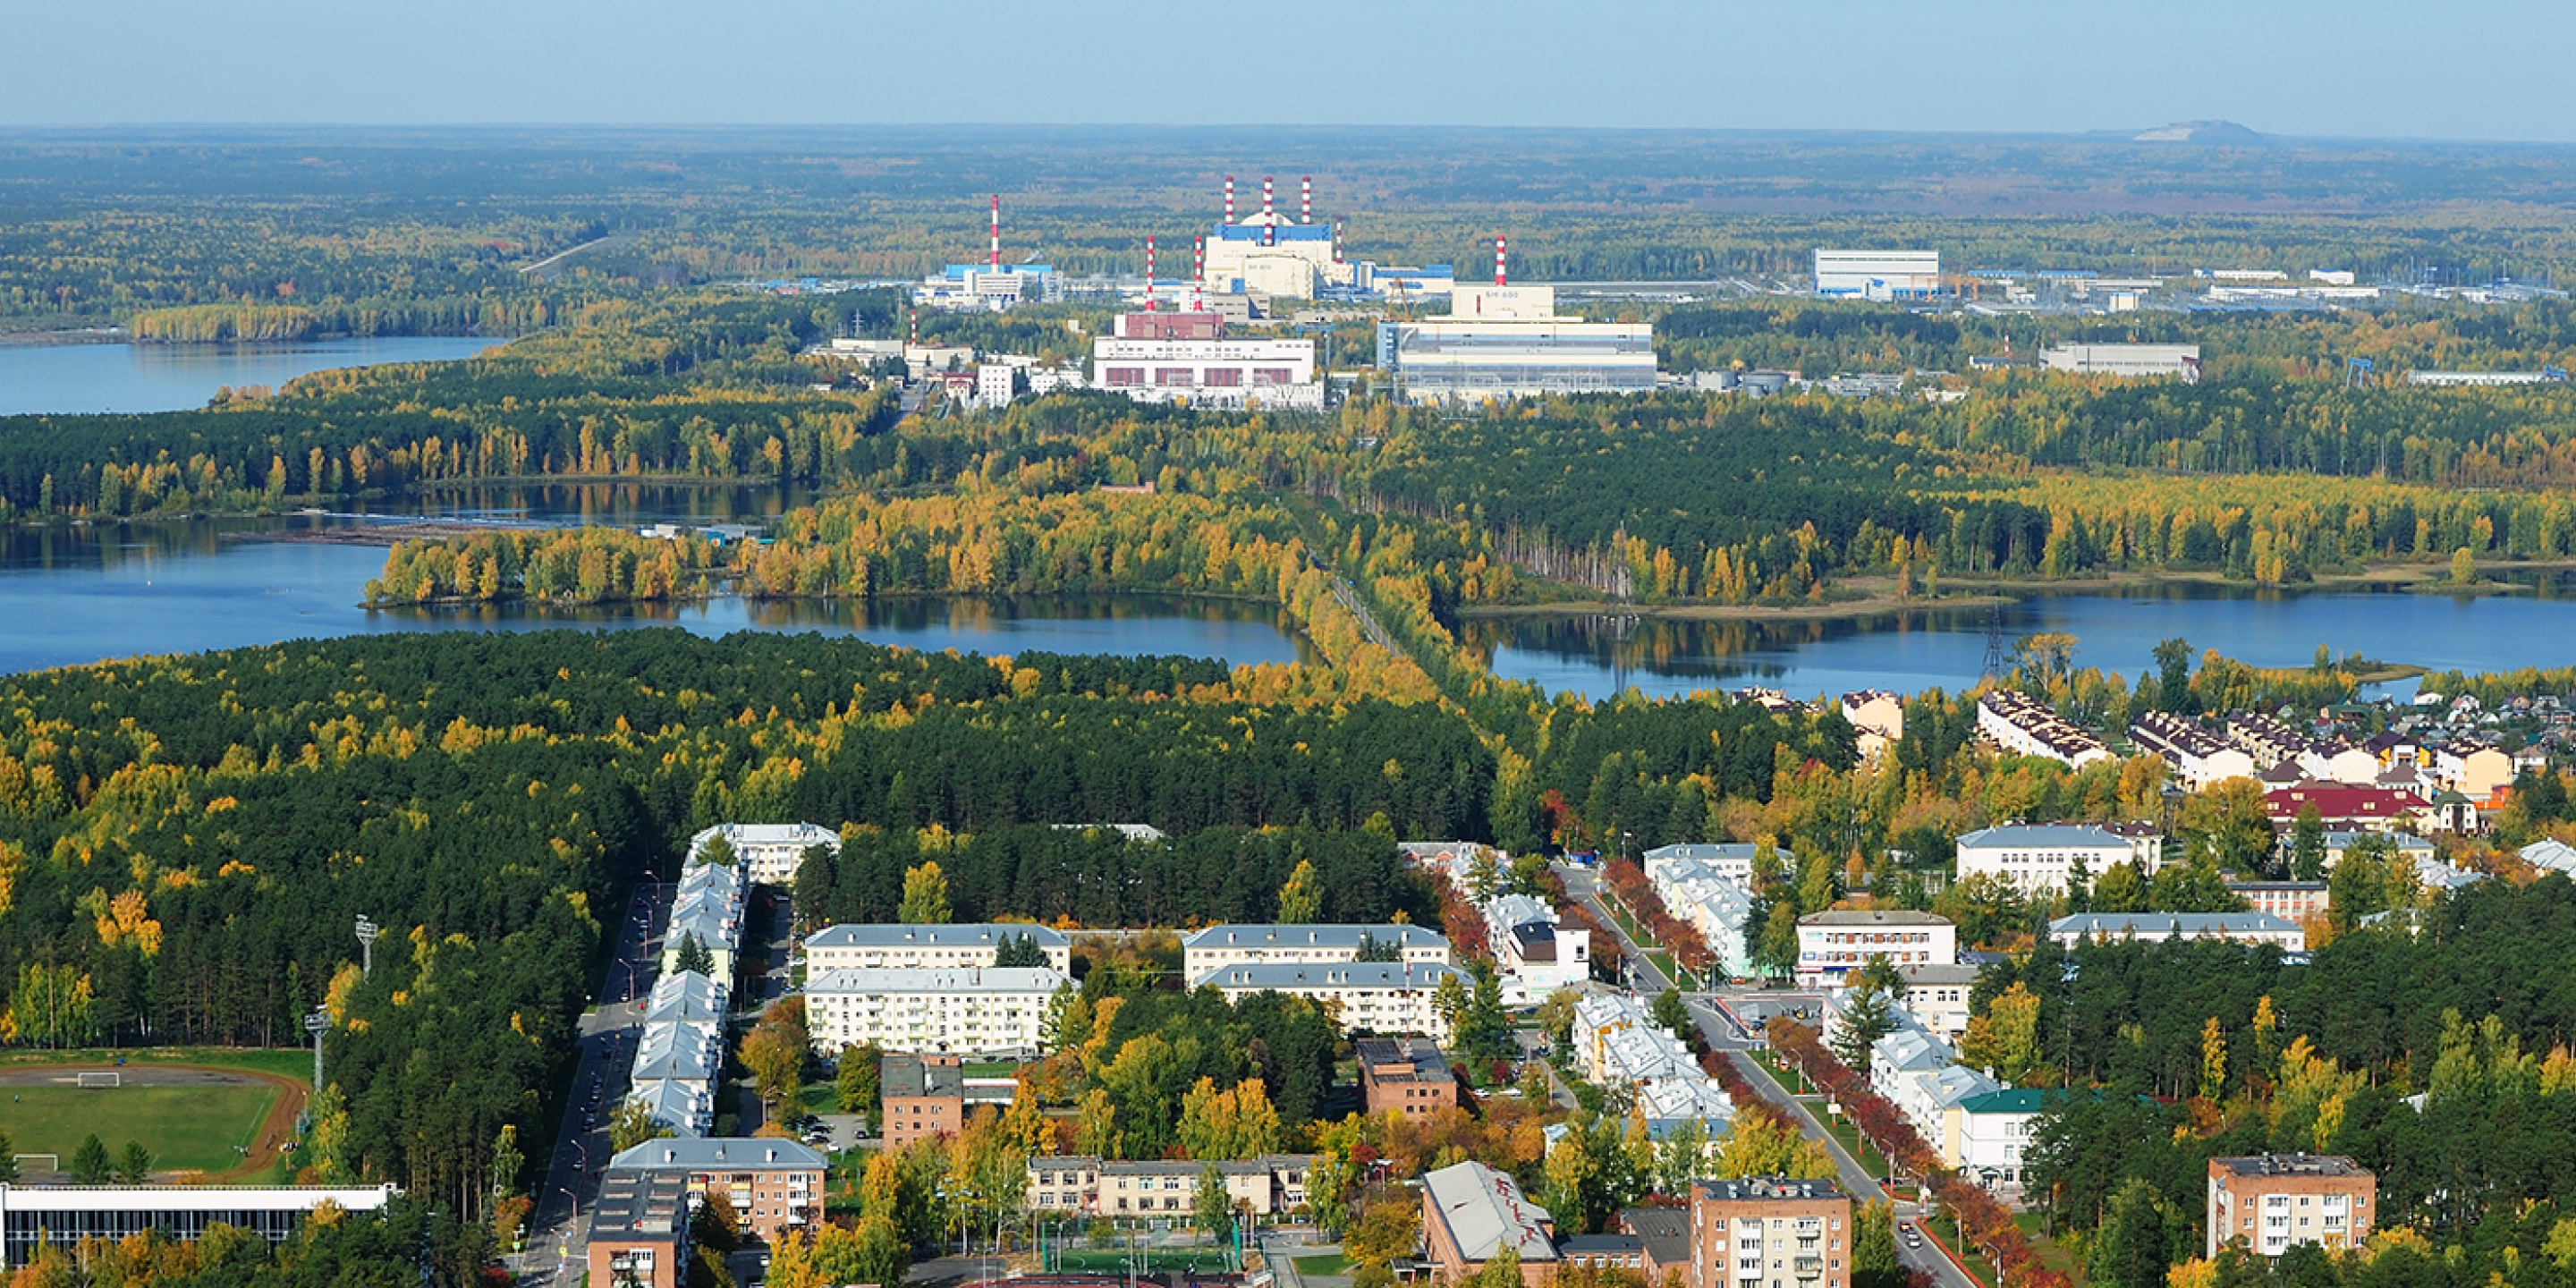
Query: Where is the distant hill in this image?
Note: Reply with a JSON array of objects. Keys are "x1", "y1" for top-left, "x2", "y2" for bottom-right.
[{"x1": 2127, "y1": 120, "x2": 2268, "y2": 144}]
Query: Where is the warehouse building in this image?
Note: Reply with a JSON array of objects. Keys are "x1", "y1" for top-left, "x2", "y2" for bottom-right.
[
  {"x1": 1379, "y1": 279, "x2": 1656, "y2": 404},
  {"x1": 2041, "y1": 343, "x2": 2201, "y2": 381},
  {"x1": 1815, "y1": 249, "x2": 1941, "y2": 299},
  {"x1": 0, "y1": 1184, "x2": 398, "y2": 1267}
]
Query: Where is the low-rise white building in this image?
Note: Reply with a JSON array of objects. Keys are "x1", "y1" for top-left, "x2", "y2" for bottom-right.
[
  {"x1": 1180, "y1": 924, "x2": 1453, "y2": 978},
  {"x1": 1795, "y1": 911, "x2": 1956, "y2": 988},
  {"x1": 805, "y1": 923, "x2": 1073, "y2": 975},
  {"x1": 1894, "y1": 962, "x2": 1982, "y2": 1042},
  {"x1": 2130, "y1": 712, "x2": 2260, "y2": 789},
  {"x1": 1945, "y1": 1089, "x2": 2059, "y2": 1196},
  {"x1": 1646, "y1": 856, "x2": 1758, "y2": 979},
  {"x1": 1483, "y1": 894, "x2": 1591, "y2": 1004},
  {"x1": 1840, "y1": 691, "x2": 1906, "y2": 761},
  {"x1": 1642, "y1": 842, "x2": 1759, "y2": 885},
  {"x1": 1191, "y1": 962, "x2": 1459, "y2": 1041},
  {"x1": 803, "y1": 966, "x2": 1069, "y2": 1057},
  {"x1": 2046, "y1": 912, "x2": 2305, "y2": 952},
  {"x1": 689, "y1": 823, "x2": 840, "y2": 886},
  {"x1": 1955, "y1": 823, "x2": 2163, "y2": 898},
  {"x1": 1567, "y1": 993, "x2": 1732, "y2": 1132}
]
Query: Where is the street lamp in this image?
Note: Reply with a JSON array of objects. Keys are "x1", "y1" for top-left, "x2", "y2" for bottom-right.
[
  {"x1": 303, "y1": 1007, "x2": 330, "y2": 1092},
  {"x1": 355, "y1": 915, "x2": 380, "y2": 978}
]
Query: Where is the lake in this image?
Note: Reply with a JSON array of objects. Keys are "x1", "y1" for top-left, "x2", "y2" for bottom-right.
[
  {"x1": 0, "y1": 337, "x2": 503, "y2": 416},
  {"x1": 1467, "y1": 580, "x2": 2576, "y2": 702},
  {"x1": 0, "y1": 508, "x2": 1316, "y2": 674}
]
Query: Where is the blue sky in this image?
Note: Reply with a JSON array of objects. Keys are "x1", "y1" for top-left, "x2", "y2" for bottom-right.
[{"x1": 5, "y1": 0, "x2": 2570, "y2": 142}]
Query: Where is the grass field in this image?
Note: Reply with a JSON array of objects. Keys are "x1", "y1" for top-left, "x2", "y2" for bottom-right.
[
  {"x1": 1293, "y1": 1253, "x2": 1352, "y2": 1276},
  {"x1": 0, "y1": 1081, "x2": 281, "y2": 1174}
]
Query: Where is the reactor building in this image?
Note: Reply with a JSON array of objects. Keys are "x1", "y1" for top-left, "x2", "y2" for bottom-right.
[
  {"x1": 1376, "y1": 238, "x2": 1656, "y2": 403},
  {"x1": 1814, "y1": 249, "x2": 1942, "y2": 300}
]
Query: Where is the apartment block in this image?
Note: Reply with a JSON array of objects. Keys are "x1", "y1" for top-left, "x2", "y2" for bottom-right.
[
  {"x1": 1688, "y1": 1177, "x2": 1852, "y2": 1288},
  {"x1": 2207, "y1": 1155, "x2": 2375, "y2": 1258}
]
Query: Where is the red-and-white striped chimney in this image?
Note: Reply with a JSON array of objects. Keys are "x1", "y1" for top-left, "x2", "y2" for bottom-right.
[
  {"x1": 1145, "y1": 235, "x2": 1157, "y2": 310},
  {"x1": 1224, "y1": 175, "x2": 1235, "y2": 224},
  {"x1": 1496, "y1": 235, "x2": 1508, "y2": 287},
  {"x1": 989, "y1": 196, "x2": 1001, "y2": 270},
  {"x1": 1262, "y1": 175, "x2": 1274, "y2": 218},
  {"x1": 1301, "y1": 175, "x2": 1312, "y2": 224}
]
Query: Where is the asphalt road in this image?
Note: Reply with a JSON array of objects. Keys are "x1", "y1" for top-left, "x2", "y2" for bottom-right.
[
  {"x1": 517, "y1": 881, "x2": 668, "y2": 1288},
  {"x1": 1557, "y1": 861, "x2": 1981, "y2": 1288}
]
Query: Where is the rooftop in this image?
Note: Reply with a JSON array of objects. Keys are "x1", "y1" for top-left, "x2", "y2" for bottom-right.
[
  {"x1": 882, "y1": 1053, "x2": 965, "y2": 1099},
  {"x1": 805, "y1": 966, "x2": 1069, "y2": 994},
  {"x1": 2050, "y1": 912, "x2": 2299, "y2": 936},
  {"x1": 2211, "y1": 1154, "x2": 2371, "y2": 1179},
  {"x1": 1800, "y1": 909, "x2": 1952, "y2": 928},
  {"x1": 1955, "y1": 824, "x2": 2138, "y2": 848},
  {"x1": 1616, "y1": 1207, "x2": 1690, "y2": 1265},
  {"x1": 609, "y1": 1138, "x2": 828, "y2": 1173},
  {"x1": 590, "y1": 1170, "x2": 688, "y2": 1242},
  {"x1": 1424, "y1": 1161, "x2": 1557, "y2": 1264},
  {"x1": 1355, "y1": 1037, "x2": 1451, "y2": 1082},
  {"x1": 1696, "y1": 1177, "x2": 1847, "y2": 1203},
  {"x1": 806, "y1": 923, "x2": 1070, "y2": 950},
  {"x1": 1182, "y1": 924, "x2": 1449, "y2": 950}
]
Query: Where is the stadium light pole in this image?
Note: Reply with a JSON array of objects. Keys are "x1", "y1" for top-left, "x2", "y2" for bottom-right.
[
  {"x1": 355, "y1": 915, "x2": 380, "y2": 978},
  {"x1": 304, "y1": 1007, "x2": 330, "y2": 1092}
]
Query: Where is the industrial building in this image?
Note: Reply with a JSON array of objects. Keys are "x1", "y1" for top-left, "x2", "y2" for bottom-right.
[
  {"x1": 1090, "y1": 310, "x2": 1324, "y2": 411},
  {"x1": 2042, "y1": 343, "x2": 2201, "y2": 380},
  {"x1": 1379, "y1": 250, "x2": 1657, "y2": 403},
  {"x1": 1815, "y1": 249, "x2": 1942, "y2": 299},
  {"x1": 2408, "y1": 368, "x2": 2568, "y2": 386},
  {"x1": 912, "y1": 197, "x2": 1055, "y2": 311}
]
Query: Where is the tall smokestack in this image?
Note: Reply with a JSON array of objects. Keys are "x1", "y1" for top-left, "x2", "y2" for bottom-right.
[
  {"x1": 1262, "y1": 175, "x2": 1274, "y2": 219},
  {"x1": 1145, "y1": 235, "x2": 1157, "y2": 311},
  {"x1": 1194, "y1": 235, "x2": 1205, "y2": 288},
  {"x1": 1224, "y1": 175, "x2": 1235, "y2": 224},
  {"x1": 1301, "y1": 175, "x2": 1312, "y2": 225},
  {"x1": 989, "y1": 195, "x2": 1001, "y2": 270},
  {"x1": 1496, "y1": 235, "x2": 1508, "y2": 287},
  {"x1": 907, "y1": 306, "x2": 917, "y2": 345}
]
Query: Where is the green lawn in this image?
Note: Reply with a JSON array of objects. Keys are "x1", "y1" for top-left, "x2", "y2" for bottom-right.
[
  {"x1": 0, "y1": 1082, "x2": 279, "y2": 1174},
  {"x1": 1926, "y1": 1215, "x2": 2000, "y2": 1288},
  {"x1": 1820, "y1": 1114, "x2": 1892, "y2": 1182},
  {"x1": 1293, "y1": 1253, "x2": 1352, "y2": 1276},
  {"x1": 2015, "y1": 1212, "x2": 2086, "y2": 1287},
  {"x1": 799, "y1": 1081, "x2": 839, "y2": 1116},
  {"x1": 962, "y1": 1062, "x2": 1020, "y2": 1079}
]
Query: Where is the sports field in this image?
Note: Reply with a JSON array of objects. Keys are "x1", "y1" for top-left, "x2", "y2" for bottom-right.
[
  {"x1": 0, "y1": 1063, "x2": 291, "y2": 1177},
  {"x1": 1051, "y1": 1250, "x2": 1236, "y2": 1275}
]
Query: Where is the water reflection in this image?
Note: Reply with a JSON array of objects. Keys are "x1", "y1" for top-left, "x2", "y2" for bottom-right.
[{"x1": 1470, "y1": 575, "x2": 2576, "y2": 701}]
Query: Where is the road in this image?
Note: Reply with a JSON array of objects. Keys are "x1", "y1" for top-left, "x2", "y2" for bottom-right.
[
  {"x1": 1555, "y1": 862, "x2": 1981, "y2": 1288},
  {"x1": 517, "y1": 881, "x2": 668, "y2": 1288},
  {"x1": 732, "y1": 889, "x2": 797, "y2": 1135}
]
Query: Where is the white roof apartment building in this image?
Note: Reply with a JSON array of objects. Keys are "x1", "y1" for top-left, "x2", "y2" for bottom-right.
[
  {"x1": 1181, "y1": 923, "x2": 1453, "y2": 978},
  {"x1": 689, "y1": 822, "x2": 839, "y2": 885},
  {"x1": 2129, "y1": 712, "x2": 2260, "y2": 789},
  {"x1": 1795, "y1": 910, "x2": 1955, "y2": 988},
  {"x1": 1954, "y1": 823, "x2": 2165, "y2": 898},
  {"x1": 1191, "y1": 961, "x2": 1460, "y2": 1043},
  {"x1": 1483, "y1": 894, "x2": 1591, "y2": 1004},
  {"x1": 806, "y1": 923, "x2": 1073, "y2": 975},
  {"x1": 2047, "y1": 912, "x2": 2305, "y2": 953},
  {"x1": 803, "y1": 966, "x2": 1069, "y2": 1058},
  {"x1": 1644, "y1": 849, "x2": 1758, "y2": 979},
  {"x1": 1568, "y1": 993, "x2": 1732, "y2": 1131},
  {"x1": 1978, "y1": 690, "x2": 2114, "y2": 768}
]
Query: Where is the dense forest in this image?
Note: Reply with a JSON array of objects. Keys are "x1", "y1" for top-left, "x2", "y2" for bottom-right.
[{"x1": 0, "y1": 629, "x2": 1489, "y2": 1219}]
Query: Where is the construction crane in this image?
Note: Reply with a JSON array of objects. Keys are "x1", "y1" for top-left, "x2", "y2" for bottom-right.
[{"x1": 2345, "y1": 356, "x2": 2376, "y2": 390}]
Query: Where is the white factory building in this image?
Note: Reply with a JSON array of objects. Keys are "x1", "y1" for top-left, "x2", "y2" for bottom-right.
[
  {"x1": 1091, "y1": 311, "x2": 1324, "y2": 411},
  {"x1": 1379, "y1": 282, "x2": 1657, "y2": 403},
  {"x1": 1815, "y1": 249, "x2": 1942, "y2": 299},
  {"x1": 2040, "y1": 343, "x2": 2201, "y2": 381}
]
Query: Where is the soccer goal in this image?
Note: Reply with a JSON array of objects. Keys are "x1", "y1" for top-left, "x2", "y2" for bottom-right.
[{"x1": 75, "y1": 1071, "x2": 120, "y2": 1089}]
